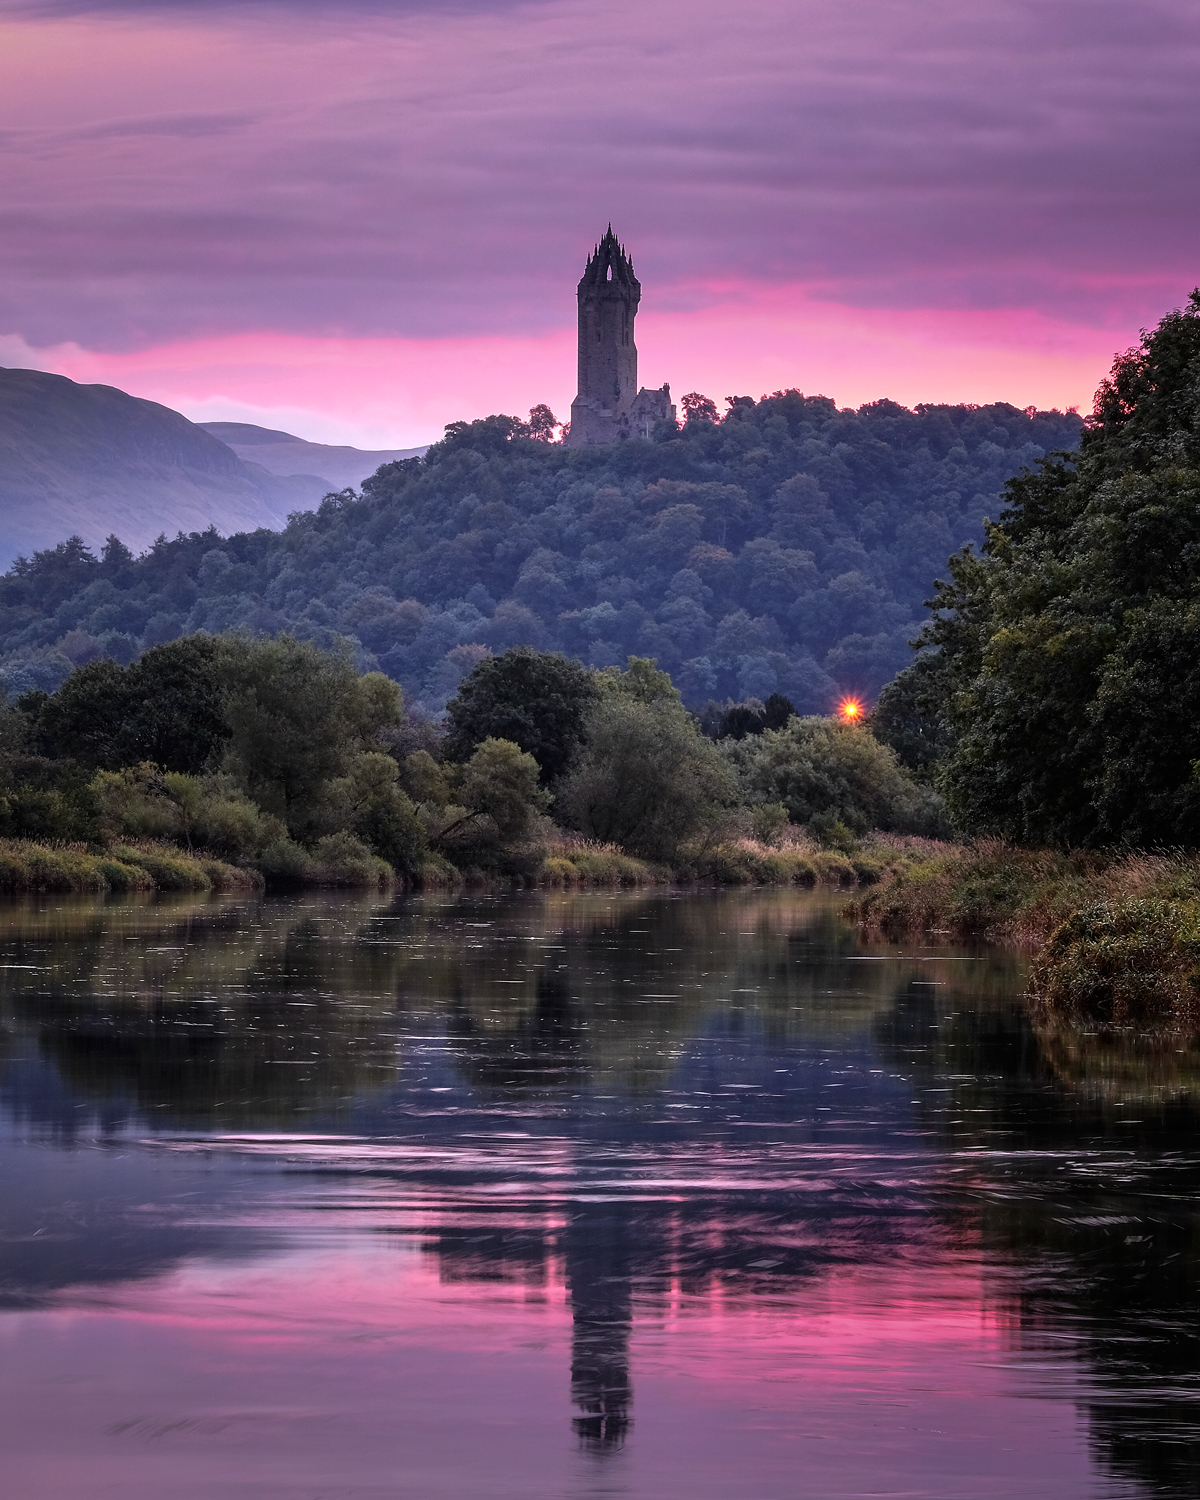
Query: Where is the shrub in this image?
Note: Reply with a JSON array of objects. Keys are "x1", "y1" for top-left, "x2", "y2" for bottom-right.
[
  {"x1": 1029, "y1": 899, "x2": 1200, "y2": 1035},
  {"x1": 724, "y1": 716, "x2": 951, "y2": 837},
  {"x1": 310, "y1": 831, "x2": 392, "y2": 888},
  {"x1": 559, "y1": 695, "x2": 737, "y2": 860}
]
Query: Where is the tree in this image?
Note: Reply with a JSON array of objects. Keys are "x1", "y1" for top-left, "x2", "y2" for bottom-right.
[
  {"x1": 559, "y1": 695, "x2": 737, "y2": 860},
  {"x1": 445, "y1": 648, "x2": 598, "y2": 784},
  {"x1": 921, "y1": 290, "x2": 1200, "y2": 844},
  {"x1": 597, "y1": 655, "x2": 680, "y2": 704},
  {"x1": 218, "y1": 636, "x2": 401, "y2": 841},
  {"x1": 869, "y1": 657, "x2": 954, "y2": 779},
  {"x1": 457, "y1": 738, "x2": 550, "y2": 842},
  {"x1": 715, "y1": 692, "x2": 796, "y2": 740},
  {"x1": 680, "y1": 392, "x2": 718, "y2": 427},
  {"x1": 326, "y1": 750, "x2": 427, "y2": 875},
  {"x1": 34, "y1": 635, "x2": 231, "y2": 773},
  {"x1": 527, "y1": 404, "x2": 559, "y2": 442},
  {"x1": 723, "y1": 716, "x2": 948, "y2": 836}
]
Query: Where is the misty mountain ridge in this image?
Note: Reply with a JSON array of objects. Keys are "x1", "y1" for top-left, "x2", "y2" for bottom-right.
[
  {"x1": 199, "y1": 422, "x2": 426, "y2": 493},
  {"x1": 0, "y1": 368, "x2": 425, "y2": 568}
]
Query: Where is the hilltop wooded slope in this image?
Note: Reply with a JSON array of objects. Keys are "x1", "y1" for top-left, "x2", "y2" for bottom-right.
[{"x1": 0, "y1": 392, "x2": 1081, "y2": 711}]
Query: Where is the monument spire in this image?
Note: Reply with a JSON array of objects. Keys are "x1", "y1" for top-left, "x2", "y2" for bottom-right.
[{"x1": 565, "y1": 228, "x2": 674, "y2": 447}]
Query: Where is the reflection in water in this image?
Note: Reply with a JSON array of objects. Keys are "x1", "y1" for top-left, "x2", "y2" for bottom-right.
[
  {"x1": 0, "y1": 888, "x2": 1197, "y2": 1496},
  {"x1": 566, "y1": 1204, "x2": 633, "y2": 1449}
]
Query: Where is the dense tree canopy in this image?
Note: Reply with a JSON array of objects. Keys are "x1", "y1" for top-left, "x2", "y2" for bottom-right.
[
  {"x1": 444, "y1": 647, "x2": 597, "y2": 784},
  {"x1": 0, "y1": 394, "x2": 1079, "y2": 715},
  {"x1": 911, "y1": 291, "x2": 1200, "y2": 846}
]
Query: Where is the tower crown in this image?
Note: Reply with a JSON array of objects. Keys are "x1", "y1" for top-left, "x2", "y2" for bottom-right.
[{"x1": 578, "y1": 226, "x2": 640, "y2": 294}]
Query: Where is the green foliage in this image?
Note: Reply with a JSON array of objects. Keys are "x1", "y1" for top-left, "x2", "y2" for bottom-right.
[
  {"x1": 310, "y1": 831, "x2": 392, "y2": 888},
  {"x1": 723, "y1": 716, "x2": 950, "y2": 837},
  {"x1": 869, "y1": 656, "x2": 954, "y2": 779},
  {"x1": 33, "y1": 635, "x2": 230, "y2": 772},
  {"x1": 326, "y1": 751, "x2": 427, "y2": 876},
  {"x1": 434, "y1": 738, "x2": 551, "y2": 873},
  {"x1": 457, "y1": 738, "x2": 550, "y2": 842},
  {"x1": 90, "y1": 763, "x2": 286, "y2": 857},
  {"x1": 559, "y1": 694, "x2": 738, "y2": 860},
  {"x1": 710, "y1": 692, "x2": 796, "y2": 741},
  {"x1": 917, "y1": 291, "x2": 1200, "y2": 844},
  {"x1": 445, "y1": 647, "x2": 598, "y2": 784},
  {"x1": 749, "y1": 800, "x2": 790, "y2": 845},
  {"x1": 0, "y1": 397, "x2": 1081, "y2": 716},
  {"x1": 4, "y1": 631, "x2": 428, "y2": 884},
  {"x1": 399, "y1": 748, "x2": 451, "y2": 806},
  {"x1": 596, "y1": 655, "x2": 681, "y2": 704},
  {"x1": 218, "y1": 635, "x2": 400, "y2": 841},
  {"x1": 1029, "y1": 900, "x2": 1200, "y2": 1035}
]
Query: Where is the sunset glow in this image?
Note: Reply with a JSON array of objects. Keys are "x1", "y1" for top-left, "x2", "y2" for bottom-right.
[
  {"x1": 2, "y1": 1, "x2": 1198, "y2": 443},
  {"x1": 838, "y1": 697, "x2": 865, "y2": 724}
]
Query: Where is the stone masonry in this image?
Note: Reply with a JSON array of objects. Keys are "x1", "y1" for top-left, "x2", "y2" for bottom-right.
[{"x1": 565, "y1": 227, "x2": 675, "y2": 447}]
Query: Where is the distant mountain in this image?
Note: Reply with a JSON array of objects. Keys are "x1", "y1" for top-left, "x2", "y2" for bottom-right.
[
  {"x1": 199, "y1": 422, "x2": 426, "y2": 491},
  {"x1": 0, "y1": 369, "x2": 331, "y2": 567}
]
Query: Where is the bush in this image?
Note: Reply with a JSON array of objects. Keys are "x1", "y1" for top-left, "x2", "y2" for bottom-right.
[
  {"x1": 110, "y1": 842, "x2": 215, "y2": 891},
  {"x1": 1029, "y1": 899, "x2": 1200, "y2": 1035},
  {"x1": 310, "y1": 831, "x2": 392, "y2": 888},
  {"x1": 723, "y1": 716, "x2": 950, "y2": 837},
  {"x1": 558, "y1": 694, "x2": 737, "y2": 860}
]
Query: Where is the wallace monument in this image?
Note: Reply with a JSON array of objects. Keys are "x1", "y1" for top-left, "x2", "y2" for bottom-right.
[{"x1": 565, "y1": 227, "x2": 675, "y2": 446}]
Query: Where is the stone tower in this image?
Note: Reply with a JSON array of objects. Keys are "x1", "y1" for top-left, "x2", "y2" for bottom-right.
[{"x1": 565, "y1": 227, "x2": 674, "y2": 447}]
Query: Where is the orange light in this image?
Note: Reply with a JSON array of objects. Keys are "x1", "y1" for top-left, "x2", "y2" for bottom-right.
[{"x1": 837, "y1": 697, "x2": 864, "y2": 724}]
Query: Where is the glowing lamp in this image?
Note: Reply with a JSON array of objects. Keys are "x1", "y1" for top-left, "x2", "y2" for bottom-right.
[{"x1": 837, "y1": 696, "x2": 864, "y2": 724}]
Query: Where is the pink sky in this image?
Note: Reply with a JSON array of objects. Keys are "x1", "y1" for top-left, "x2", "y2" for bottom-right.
[{"x1": 1, "y1": 0, "x2": 1198, "y2": 446}]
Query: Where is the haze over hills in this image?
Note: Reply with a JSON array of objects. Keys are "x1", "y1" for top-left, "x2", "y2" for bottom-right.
[
  {"x1": 199, "y1": 423, "x2": 426, "y2": 492},
  {"x1": 0, "y1": 369, "x2": 425, "y2": 568}
]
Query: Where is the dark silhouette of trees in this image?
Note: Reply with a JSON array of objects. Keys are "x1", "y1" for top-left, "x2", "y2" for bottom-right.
[{"x1": 912, "y1": 291, "x2": 1200, "y2": 844}]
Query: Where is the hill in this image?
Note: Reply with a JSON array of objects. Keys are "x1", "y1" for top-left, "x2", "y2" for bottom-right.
[
  {"x1": 0, "y1": 393, "x2": 1082, "y2": 709},
  {"x1": 0, "y1": 369, "x2": 331, "y2": 566},
  {"x1": 199, "y1": 422, "x2": 427, "y2": 491}
]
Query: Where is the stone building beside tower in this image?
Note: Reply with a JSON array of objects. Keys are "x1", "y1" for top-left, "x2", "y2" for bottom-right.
[{"x1": 565, "y1": 228, "x2": 675, "y2": 447}]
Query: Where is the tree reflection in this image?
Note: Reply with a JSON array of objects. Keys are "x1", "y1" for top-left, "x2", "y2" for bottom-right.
[
  {"x1": 9, "y1": 887, "x2": 1200, "y2": 1487},
  {"x1": 873, "y1": 973, "x2": 1200, "y2": 1498}
]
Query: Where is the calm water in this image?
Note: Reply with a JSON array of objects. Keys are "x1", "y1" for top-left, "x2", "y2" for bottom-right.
[{"x1": 1, "y1": 888, "x2": 1198, "y2": 1499}]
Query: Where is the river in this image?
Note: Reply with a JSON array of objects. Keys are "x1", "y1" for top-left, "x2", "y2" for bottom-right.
[{"x1": 0, "y1": 887, "x2": 1197, "y2": 1498}]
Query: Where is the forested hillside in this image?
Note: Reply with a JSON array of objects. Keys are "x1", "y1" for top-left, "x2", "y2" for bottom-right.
[{"x1": 0, "y1": 392, "x2": 1080, "y2": 713}]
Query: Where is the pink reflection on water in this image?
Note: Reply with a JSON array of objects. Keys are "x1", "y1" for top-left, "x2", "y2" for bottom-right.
[{"x1": 0, "y1": 1228, "x2": 1115, "y2": 1500}]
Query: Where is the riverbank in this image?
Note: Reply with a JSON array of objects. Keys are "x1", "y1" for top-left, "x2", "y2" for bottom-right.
[
  {"x1": 0, "y1": 839, "x2": 262, "y2": 894},
  {"x1": 537, "y1": 831, "x2": 908, "y2": 890},
  {"x1": 846, "y1": 840, "x2": 1200, "y2": 1038},
  {"x1": 0, "y1": 829, "x2": 916, "y2": 898}
]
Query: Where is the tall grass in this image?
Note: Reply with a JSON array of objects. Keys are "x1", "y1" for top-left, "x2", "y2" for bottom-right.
[
  {"x1": 848, "y1": 839, "x2": 1200, "y2": 1038},
  {"x1": 537, "y1": 829, "x2": 912, "y2": 890},
  {"x1": 0, "y1": 839, "x2": 259, "y2": 894}
]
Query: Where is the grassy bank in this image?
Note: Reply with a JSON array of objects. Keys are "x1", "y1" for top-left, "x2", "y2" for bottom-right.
[
  {"x1": 0, "y1": 839, "x2": 261, "y2": 895},
  {"x1": 847, "y1": 840, "x2": 1200, "y2": 1038},
  {"x1": 536, "y1": 830, "x2": 908, "y2": 890}
]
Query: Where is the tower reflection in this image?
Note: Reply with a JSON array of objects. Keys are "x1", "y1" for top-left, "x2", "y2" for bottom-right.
[{"x1": 565, "y1": 1202, "x2": 633, "y2": 1449}]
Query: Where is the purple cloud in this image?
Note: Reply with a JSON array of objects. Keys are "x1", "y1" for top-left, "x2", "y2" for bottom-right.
[{"x1": 0, "y1": 0, "x2": 1195, "y2": 354}]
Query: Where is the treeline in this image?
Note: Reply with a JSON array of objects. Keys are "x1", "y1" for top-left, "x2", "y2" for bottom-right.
[
  {"x1": 854, "y1": 291, "x2": 1200, "y2": 1036},
  {"x1": 873, "y1": 290, "x2": 1200, "y2": 850},
  {"x1": 0, "y1": 635, "x2": 947, "y2": 888},
  {"x1": 0, "y1": 393, "x2": 1080, "y2": 717}
]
